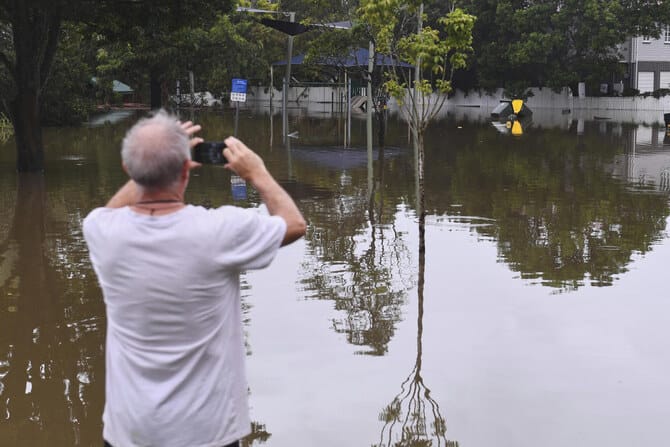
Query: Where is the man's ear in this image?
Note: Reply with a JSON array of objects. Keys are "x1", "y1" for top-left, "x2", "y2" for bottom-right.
[
  {"x1": 181, "y1": 160, "x2": 191, "y2": 181},
  {"x1": 122, "y1": 163, "x2": 130, "y2": 175}
]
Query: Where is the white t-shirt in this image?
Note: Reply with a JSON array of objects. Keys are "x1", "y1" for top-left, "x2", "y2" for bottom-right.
[{"x1": 83, "y1": 204, "x2": 286, "y2": 447}]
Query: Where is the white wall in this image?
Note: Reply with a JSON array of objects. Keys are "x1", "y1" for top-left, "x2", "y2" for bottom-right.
[
  {"x1": 247, "y1": 85, "x2": 670, "y2": 112},
  {"x1": 635, "y1": 35, "x2": 670, "y2": 62}
]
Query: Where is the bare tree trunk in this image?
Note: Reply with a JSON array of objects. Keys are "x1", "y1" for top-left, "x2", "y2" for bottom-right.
[
  {"x1": 11, "y1": 92, "x2": 43, "y2": 172},
  {"x1": 376, "y1": 109, "x2": 387, "y2": 148},
  {"x1": 5, "y1": 1, "x2": 62, "y2": 172}
]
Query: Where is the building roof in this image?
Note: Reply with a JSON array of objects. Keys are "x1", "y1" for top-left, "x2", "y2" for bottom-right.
[
  {"x1": 91, "y1": 77, "x2": 134, "y2": 93},
  {"x1": 112, "y1": 80, "x2": 134, "y2": 94},
  {"x1": 272, "y1": 47, "x2": 413, "y2": 68}
]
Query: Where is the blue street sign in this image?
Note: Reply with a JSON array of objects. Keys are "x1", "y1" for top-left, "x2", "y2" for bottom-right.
[{"x1": 231, "y1": 78, "x2": 247, "y2": 94}]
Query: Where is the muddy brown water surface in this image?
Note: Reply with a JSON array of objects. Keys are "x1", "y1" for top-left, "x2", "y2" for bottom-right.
[{"x1": 1, "y1": 106, "x2": 669, "y2": 446}]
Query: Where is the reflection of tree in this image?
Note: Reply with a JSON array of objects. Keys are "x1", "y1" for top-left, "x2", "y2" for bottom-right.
[
  {"x1": 0, "y1": 174, "x2": 105, "y2": 446},
  {"x1": 241, "y1": 421, "x2": 272, "y2": 446},
  {"x1": 297, "y1": 148, "x2": 414, "y2": 354},
  {"x1": 374, "y1": 152, "x2": 457, "y2": 447},
  {"x1": 239, "y1": 286, "x2": 273, "y2": 447},
  {"x1": 423, "y1": 122, "x2": 670, "y2": 291},
  {"x1": 278, "y1": 111, "x2": 417, "y2": 355}
]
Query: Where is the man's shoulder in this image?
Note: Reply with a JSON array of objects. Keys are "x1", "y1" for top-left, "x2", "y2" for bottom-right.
[
  {"x1": 84, "y1": 206, "x2": 113, "y2": 223},
  {"x1": 200, "y1": 205, "x2": 285, "y2": 233},
  {"x1": 82, "y1": 207, "x2": 125, "y2": 244},
  {"x1": 213, "y1": 204, "x2": 281, "y2": 224},
  {"x1": 83, "y1": 206, "x2": 124, "y2": 225},
  {"x1": 199, "y1": 204, "x2": 260, "y2": 219}
]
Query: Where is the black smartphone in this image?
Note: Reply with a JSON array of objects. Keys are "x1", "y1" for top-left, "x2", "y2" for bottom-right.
[{"x1": 193, "y1": 141, "x2": 227, "y2": 164}]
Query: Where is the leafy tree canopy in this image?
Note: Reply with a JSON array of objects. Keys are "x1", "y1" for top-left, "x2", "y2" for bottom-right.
[{"x1": 459, "y1": 0, "x2": 670, "y2": 92}]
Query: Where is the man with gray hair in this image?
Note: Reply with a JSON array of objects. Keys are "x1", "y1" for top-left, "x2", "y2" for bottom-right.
[{"x1": 83, "y1": 110, "x2": 306, "y2": 447}]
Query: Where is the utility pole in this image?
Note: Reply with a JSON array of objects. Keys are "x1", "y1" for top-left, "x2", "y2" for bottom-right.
[{"x1": 367, "y1": 40, "x2": 374, "y2": 190}]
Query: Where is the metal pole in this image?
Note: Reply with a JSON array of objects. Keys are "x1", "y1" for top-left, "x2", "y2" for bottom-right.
[
  {"x1": 347, "y1": 75, "x2": 352, "y2": 148},
  {"x1": 343, "y1": 71, "x2": 348, "y2": 147},
  {"x1": 282, "y1": 78, "x2": 288, "y2": 142},
  {"x1": 189, "y1": 70, "x2": 195, "y2": 120},
  {"x1": 189, "y1": 70, "x2": 195, "y2": 101},
  {"x1": 270, "y1": 104, "x2": 274, "y2": 147},
  {"x1": 282, "y1": 12, "x2": 295, "y2": 142},
  {"x1": 343, "y1": 71, "x2": 347, "y2": 145},
  {"x1": 234, "y1": 101, "x2": 239, "y2": 137},
  {"x1": 270, "y1": 64, "x2": 274, "y2": 111},
  {"x1": 367, "y1": 40, "x2": 374, "y2": 158},
  {"x1": 367, "y1": 41, "x2": 374, "y2": 202},
  {"x1": 176, "y1": 80, "x2": 181, "y2": 109},
  {"x1": 286, "y1": 12, "x2": 295, "y2": 89}
]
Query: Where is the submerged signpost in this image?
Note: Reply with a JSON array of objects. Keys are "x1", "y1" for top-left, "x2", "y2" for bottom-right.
[
  {"x1": 230, "y1": 78, "x2": 247, "y2": 137},
  {"x1": 230, "y1": 78, "x2": 248, "y2": 200}
]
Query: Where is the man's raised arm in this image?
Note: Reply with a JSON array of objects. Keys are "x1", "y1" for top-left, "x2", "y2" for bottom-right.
[{"x1": 223, "y1": 137, "x2": 306, "y2": 246}]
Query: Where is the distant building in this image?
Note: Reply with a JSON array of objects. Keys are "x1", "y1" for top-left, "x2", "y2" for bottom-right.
[
  {"x1": 620, "y1": 27, "x2": 670, "y2": 93},
  {"x1": 90, "y1": 78, "x2": 136, "y2": 103}
]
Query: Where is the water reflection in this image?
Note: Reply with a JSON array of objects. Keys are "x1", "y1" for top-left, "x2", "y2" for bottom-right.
[
  {"x1": 608, "y1": 124, "x2": 670, "y2": 192},
  {"x1": 241, "y1": 422, "x2": 271, "y2": 447},
  {"x1": 423, "y1": 122, "x2": 670, "y2": 291},
  {"x1": 296, "y1": 146, "x2": 413, "y2": 355},
  {"x1": 0, "y1": 174, "x2": 105, "y2": 446},
  {"x1": 269, "y1": 108, "x2": 670, "y2": 345},
  {"x1": 0, "y1": 107, "x2": 669, "y2": 445},
  {"x1": 374, "y1": 146, "x2": 456, "y2": 446}
]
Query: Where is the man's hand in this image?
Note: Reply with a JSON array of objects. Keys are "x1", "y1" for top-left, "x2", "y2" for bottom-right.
[
  {"x1": 179, "y1": 120, "x2": 203, "y2": 147},
  {"x1": 222, "y1": 136, "x2": 269, "y2": 182},
  {"x1": 222, "y1": 136, "x2": 306, "y2": 246},
  {"x1": 179, "y1": 120, "x2": 203, "y2": 170}
]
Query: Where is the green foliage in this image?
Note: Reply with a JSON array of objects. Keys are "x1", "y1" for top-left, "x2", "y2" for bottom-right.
[
  {"x1": 0, "y1": 112, "x2": 12, "y2": 143},
  {"x1": 651, "y1": 88, "x2": 670, "y2": 99},
  {"x1": 9, "y1": 0, "x2": 670, "y2": 131},
  {"x1": 502, "y1": 83, "x2": 534, "y2": 101},
  {"x1": 41, "y1": 23, "x2": 96, "y2": 125},
  {"x1": 359, "y1": 1, "x2": 475, "y2": 134},
  {"x1": 86, "y1": 0, "x2": 236, "y2": 106},
  {"x1": 622, "y1": 87, "x2": 639, "y2": 97},
  {"x1": 0, "y1": 21, "x2": 14, "y2": 116},
  {"x1": 462, "y1": 0, "x2": 670, "y2": 91}
]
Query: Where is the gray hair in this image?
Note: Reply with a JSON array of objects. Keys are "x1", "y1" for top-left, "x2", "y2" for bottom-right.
[{"x1": 121, "y1": 110, "x2": 190, "y2": 189}]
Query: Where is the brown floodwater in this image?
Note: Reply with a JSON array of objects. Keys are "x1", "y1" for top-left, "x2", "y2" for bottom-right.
[{"x1": 1, "y1": 104, "x2": 669, "y2": 446}]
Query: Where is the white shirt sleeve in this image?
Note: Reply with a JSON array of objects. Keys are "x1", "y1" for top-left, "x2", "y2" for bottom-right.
[{"x1": 212, "y1": 206, "x2": 287, "y2": 271}]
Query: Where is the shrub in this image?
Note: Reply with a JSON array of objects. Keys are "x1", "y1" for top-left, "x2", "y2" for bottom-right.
[
  {"x1": 0, "y1": 113, "x2": 13, "y2": 143},
  {"x1": 622, "y1": 87, "x2": 639, "y2": 97},
  {"x1": 652, "y1": 88, "x2": 670, "y2": 99}
]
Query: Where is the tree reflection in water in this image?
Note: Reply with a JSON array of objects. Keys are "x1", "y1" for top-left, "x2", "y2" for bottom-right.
[
  {"x1": 0, "y1": 174, "x2": 105, "y2": 446},
  {"x1": 424, "y1": 121, "x2": 670, "y2": 291},
  {"x1": 242, "y1": 421, "x2": 271, "y2": 446},
  {"x1": 297, "y1": 145, "x2": 414, "y2": 355},
  {"x1": 374, "y1": 144, "x2": 457, "y2": 447}
]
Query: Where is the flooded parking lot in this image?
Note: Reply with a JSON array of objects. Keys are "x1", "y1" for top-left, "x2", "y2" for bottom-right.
[{"x1": 1, "y1": 105, "x2": 669, "y2": 446}]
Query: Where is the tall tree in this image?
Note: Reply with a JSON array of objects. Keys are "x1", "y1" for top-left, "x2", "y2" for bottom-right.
[
  {"x1": 81, "y1": 0, "x2": 235, "y2": 109},
  {"x1": 460, "y1": 0, "x2": 670, "y2": 93},
  {"x1": 358, "y1": 0, "x2": 475, "y2": 209},
  {"x1": 1, "y1": 0, "x2": 62, "y2": 172},
  {"x1": 0, "y1": 0, "x2": 235, "y2": 172}
]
